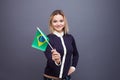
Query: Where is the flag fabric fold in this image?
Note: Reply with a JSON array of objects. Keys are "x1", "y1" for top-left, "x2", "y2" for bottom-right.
[{"x1": 32, "y1": 28, "x2": 49, "y2": 51}]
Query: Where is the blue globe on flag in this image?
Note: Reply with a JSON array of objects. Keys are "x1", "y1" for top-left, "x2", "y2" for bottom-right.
[{"x1": 39, "y1": 36, "x2": 45, "y2": 42}]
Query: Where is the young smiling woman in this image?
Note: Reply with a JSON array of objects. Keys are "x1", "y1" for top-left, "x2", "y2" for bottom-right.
[{"x1": 43, "y1": 10, "x2": 79, "y2": 80}]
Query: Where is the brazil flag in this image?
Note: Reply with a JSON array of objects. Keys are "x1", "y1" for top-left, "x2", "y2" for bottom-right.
[{"x1": 32, "y1": 28, "x2": 49, "y2": 51}]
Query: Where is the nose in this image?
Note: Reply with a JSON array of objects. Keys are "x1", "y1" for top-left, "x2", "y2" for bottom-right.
[{"x1": 57, "y1": 22, "x2": 61, "y2": 26}]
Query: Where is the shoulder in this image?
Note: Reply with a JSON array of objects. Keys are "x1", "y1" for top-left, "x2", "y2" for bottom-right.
[
  {"x1": 64, "y1": 34, "x2": 76, "y2": 42},
  {"x1": 47, "y1": 34, "x2": 55, "y2": 38},
  {"x1": 47, "y1": 34, "x2": 57, "y2": 42},
  {"x1": 65, "y1": 33, "x2": 74, "y2": 39}
]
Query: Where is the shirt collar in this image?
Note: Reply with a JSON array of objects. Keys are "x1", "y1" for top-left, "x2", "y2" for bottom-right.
[{"x1": 53, "y1": 31, "x2": 64, "y2": 37}]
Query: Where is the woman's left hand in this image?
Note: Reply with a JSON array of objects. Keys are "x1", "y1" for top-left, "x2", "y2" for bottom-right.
[{"x1": 68, "y1": 66, "x2": 75, "y2": 75}]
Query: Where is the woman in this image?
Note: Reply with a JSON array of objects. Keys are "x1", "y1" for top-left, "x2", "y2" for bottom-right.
[{"x1": 43, "y1": 10, "x2": 79, "y2": 80}]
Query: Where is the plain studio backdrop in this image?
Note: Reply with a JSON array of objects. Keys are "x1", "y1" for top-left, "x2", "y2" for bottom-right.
[{"x1": 0, "y1": 0, "x2": 120, "y2": 80}]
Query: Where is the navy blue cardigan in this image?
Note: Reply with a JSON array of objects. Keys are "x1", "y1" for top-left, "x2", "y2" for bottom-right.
[{"x1": 44, "y1": 33, "x2": 79, "y2": 79}]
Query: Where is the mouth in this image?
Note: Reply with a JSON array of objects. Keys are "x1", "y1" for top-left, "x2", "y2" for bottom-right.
[{"x1": 56, "y1": 25, "x2": 64, "y2": 28}]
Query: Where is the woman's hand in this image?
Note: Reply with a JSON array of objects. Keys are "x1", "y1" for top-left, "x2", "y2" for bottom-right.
[
  {"x1": 51, "y1": 49, "x2": 61, "y2": 64},
  {"x1": 68, "y1": 66, "x2": 76, "y2": 75}
]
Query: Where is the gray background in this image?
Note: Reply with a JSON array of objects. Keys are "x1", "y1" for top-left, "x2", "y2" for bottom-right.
[{"x1": 0, "y1": 0, "x2": 120, "y2": 80}]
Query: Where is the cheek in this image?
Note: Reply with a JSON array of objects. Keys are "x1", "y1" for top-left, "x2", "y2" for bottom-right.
[
  {"x1": 60, "y1": 22, "x2": 65, "y2": 27},
  {"x1": 52, "y1": 23, "x2": 57, "y2": 27},
  {"x1": 61, "y1": 22, "x2": 65, "y2": 26}
]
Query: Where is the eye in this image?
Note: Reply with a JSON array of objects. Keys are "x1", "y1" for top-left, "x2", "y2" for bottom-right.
[
  {"x1": 60, "y1": 20, "x2": 64, "y2": 22},
  {"x1": 53, "y1": 20, "x2": 57, "y2": 23}
]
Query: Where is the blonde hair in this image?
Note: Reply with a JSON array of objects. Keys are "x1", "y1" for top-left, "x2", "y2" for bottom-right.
[{"x1": 48, "y1": 10, "x2": 69, "y2": 34}]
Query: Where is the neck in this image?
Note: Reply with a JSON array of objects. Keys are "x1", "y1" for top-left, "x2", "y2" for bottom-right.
[{"x1": 53, "y1": 31, "x2": 64, "y2": 37}]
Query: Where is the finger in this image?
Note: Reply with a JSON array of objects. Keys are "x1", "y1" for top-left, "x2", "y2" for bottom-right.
[
  {"x1": 53, "y1": 54, "x2": 61, "y2": 58},
  {"x1": 52, "y1": 52, "x2": 59, "y2": 55},
  {"x1": 51, "y1": 49, "x2": 56, "y2": 53}
]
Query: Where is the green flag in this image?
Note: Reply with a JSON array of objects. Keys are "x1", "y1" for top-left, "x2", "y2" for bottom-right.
[{"x1": 32, "y1": 27, "x2": 49, "y2": 51}]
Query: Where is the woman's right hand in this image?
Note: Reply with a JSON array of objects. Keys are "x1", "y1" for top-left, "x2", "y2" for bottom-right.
[{"x1": 51, "y1": 49, "x2": 61, "y2": 64}]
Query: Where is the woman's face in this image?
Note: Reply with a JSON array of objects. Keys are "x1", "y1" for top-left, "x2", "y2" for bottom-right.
[{"x1": 52, "y1": 14, "x2": 65, "y2": 33}]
